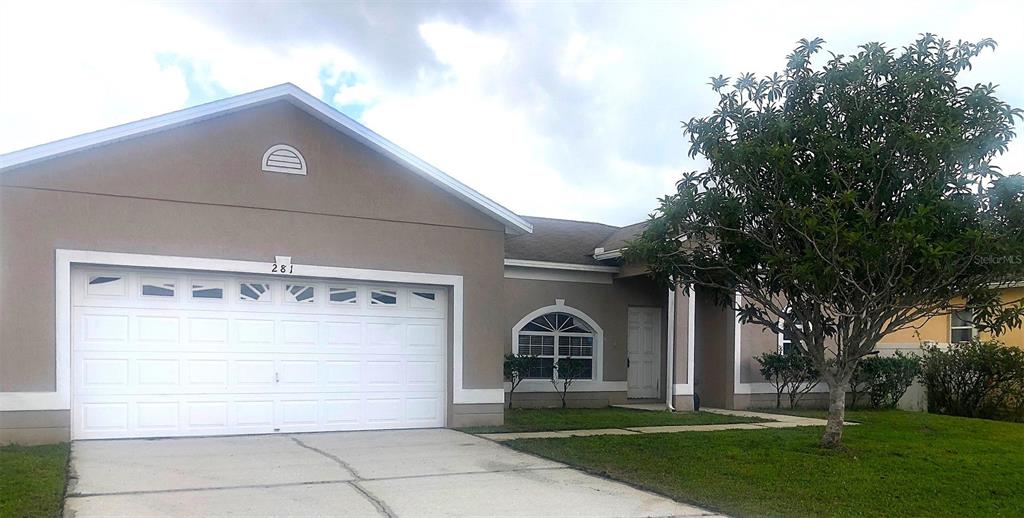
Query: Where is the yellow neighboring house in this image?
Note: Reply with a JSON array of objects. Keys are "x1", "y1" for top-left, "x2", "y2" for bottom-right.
[{"x1": 880, "y1": 285, "x2": 1024, "y2": 348}]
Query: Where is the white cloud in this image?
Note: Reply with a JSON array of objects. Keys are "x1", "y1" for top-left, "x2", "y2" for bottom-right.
[
  {"x1": 2, "y1": 0, "x2": 1021, "y2": 226},
  {"x1": 0, "y1": 1, "x2": 364, "y2": 153}
]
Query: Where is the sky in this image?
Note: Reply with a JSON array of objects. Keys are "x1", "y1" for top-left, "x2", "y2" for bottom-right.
[{"x1": 1, "y1": 1, "x2": 1022, "y2": 226}]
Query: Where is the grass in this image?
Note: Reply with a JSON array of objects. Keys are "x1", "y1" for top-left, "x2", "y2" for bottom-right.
[
  {"x1": 0, "y1": 443, "x2": 70, "y2": 518},
  {"x1": 506, "y1": 410, "x2": 1024, "y2": 517},
  {"x1": 457, "y1": 407, "x2": 766, "y2": 433}
]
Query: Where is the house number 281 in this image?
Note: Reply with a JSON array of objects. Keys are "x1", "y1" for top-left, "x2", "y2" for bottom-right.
[{"x1": 271, "y1": 263, "x2": 294, "y2": 274}]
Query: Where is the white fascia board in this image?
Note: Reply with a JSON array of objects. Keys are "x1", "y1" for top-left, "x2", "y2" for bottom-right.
[
  {"x1": 0, "y1": 83, "x2": 532, "y2": 235},
  {"x1": 503, "y1": 258, "x2": 620, "y2": 273}
]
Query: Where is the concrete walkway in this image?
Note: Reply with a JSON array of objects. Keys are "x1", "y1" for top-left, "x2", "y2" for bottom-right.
[
  {"x1": 65, "y1": 428, "x2": 718, "y2": 517},
  {"x1": 478, "y1": 407, "x2": 843, "y2": 441}
]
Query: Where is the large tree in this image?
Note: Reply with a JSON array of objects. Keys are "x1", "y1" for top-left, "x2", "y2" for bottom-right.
[{"x1": 628, "y1": 35, "x2": 1024, "y2": 448}]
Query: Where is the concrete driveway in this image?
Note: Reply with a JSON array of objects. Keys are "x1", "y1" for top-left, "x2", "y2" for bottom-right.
[{"x1": 65, "y1": 428, "x2": 716, "y2": 517}]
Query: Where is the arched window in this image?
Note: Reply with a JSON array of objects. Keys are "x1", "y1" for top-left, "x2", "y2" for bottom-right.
[{"x1": 513, "y1": 305, "x2": 601, "y2": 380}]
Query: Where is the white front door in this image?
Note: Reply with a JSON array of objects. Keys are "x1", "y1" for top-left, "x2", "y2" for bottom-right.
[
  {"x1": 71, "y1": 266, "x2": 447, "y2": 439},
  {"x1": 627, "y1": 307, "x2": 661, "y2": 399}
]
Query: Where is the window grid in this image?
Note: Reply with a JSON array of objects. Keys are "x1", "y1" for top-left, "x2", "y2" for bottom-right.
[
  {"x1": 516, "y1": 312, "x2": 594, "y2": 381},
  {"x1": 950, "y1": 309, "x2": 975, "y2": 343}
]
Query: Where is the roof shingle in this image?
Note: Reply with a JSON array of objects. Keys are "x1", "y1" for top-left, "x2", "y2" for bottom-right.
[{"x1": 504, "y1": 216, "x2": 646, "y2": 265}]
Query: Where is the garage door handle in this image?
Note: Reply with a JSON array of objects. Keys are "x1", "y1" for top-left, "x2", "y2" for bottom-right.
[{"x1": 275, "y1": 372, "x2": 279, "y2": 383}]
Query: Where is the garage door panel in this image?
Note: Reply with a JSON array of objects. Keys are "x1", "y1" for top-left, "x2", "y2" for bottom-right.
[
  {"x1": 136, "y1": 402, "x2": 180, "y2": 431},
  {"x1": 281, "y1": 320, "x2": 318, "y2": 345},
  {"x1": 278, "y1": 360, "x2": 318, "y2": 384},
  {"x1": 235, "y1": 401, "x2": 275, "y2": 427},
  {"x1": 138, "y1": 359, "x2": 181, "y2": 385},
  {"x1": 76, "y1": 354, "x2": 445, "y2": 395},
  {"x1": 324, "y1": 321, "x2": 362, "y2": 347},
  {"x1": 235, "y1": 360, "x2": 276, "y2": 384},
  {"x1": 72, "y1": 267, "x2": 447, "y2": 439}
]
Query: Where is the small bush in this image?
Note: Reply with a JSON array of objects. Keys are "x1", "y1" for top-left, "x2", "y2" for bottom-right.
[
  {"x1": 919, "y1": 339, "x2": 1024, "y2": 421},
  {"x1": 756, "y1": 351, "x2": 820, "y2": 408},
  {"x1": 850, "y1": 352, "x2": 921, "y2": 409},
  {"x1": 552, "y1": 358, "x2": 588, "y2": 408},
  {"x1": 503, "y1": 353, "x2": 537, "y2": 409}
]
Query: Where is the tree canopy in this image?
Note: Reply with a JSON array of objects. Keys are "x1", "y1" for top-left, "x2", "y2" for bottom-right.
[{"x1": 628, "y1": 34, "x2": 1024, "y2": 447}]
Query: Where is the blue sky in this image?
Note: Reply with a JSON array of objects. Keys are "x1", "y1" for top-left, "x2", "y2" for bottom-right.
[{"x1": 1, "y1": 1, "x2": 1021, "y2": 225}]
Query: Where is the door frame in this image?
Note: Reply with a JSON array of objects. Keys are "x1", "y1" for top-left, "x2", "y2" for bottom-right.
[
  {"x1": 626, "y1": 305, "x2": 662, "y2": 399},
  {"x1": 0, "y1": 248, "x2": 509, "y2": 414}
]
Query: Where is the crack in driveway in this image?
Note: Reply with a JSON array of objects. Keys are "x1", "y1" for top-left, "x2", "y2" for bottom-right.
[{"x1": 288, "y1": 435, "x2": 395, "y2": 518}]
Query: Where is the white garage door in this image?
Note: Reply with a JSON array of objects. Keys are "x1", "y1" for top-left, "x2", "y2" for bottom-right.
[{"x1": 71, "y1": 267, "x2": 447, "y2": 439}]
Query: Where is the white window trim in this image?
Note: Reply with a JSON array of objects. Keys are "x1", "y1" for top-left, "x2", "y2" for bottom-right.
[
  {"x1": 949, "y1": 309, "x2": 978, "y2": 343},
  {"x1": 776, "y1": 312, "x2": 803, "y2": 354},
  {"x1": 0, "y1": 248, "x2": 502, "y2": 411},
  {"x1": 510, "y1": 300, "x2": 604, "y2": 390}
]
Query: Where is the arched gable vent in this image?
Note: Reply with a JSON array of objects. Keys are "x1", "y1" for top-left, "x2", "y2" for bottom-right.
[{"x1": 261, "y1": 144, "x2": 307, "y2": 175}]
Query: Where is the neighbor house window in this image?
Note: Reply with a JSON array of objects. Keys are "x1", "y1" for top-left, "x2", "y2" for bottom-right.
[
  {"x1": 516, "y1": 312, "x2": 594, "y2": 380},
  {"x1": 950, "y1": 309, "x2": 976, "y2": 343}
]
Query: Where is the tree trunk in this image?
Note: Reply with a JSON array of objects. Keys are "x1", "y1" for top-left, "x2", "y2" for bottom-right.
[{"x1": 820, "y1": 382, "x2": 847, "y2": 448}]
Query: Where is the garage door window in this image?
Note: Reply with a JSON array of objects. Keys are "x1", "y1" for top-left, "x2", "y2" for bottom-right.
[
  {"x1": 141, "y1": 278, "x2": 176, "y2": 297},
  {"x1": 371, "y1": 289, "x2": 397, "y2": 306},
  {"x1": 285, "y1": 284, "x2": 316, "y2": 303},
  {"x1": 329, "y1": 287, "x2": 358, "y2": 304},
  {"x1": 191, "y1": 281, "x2": 224, "y2": 299},
  {"x1": 240, "y1": 282, "x2": 271, "y2": 302},
  {"x1": 411, "y1": 291, "x2": 438, "y2": 309},
  {"x1": 87, "y1": 275, "x2": 125, "y2": 296}
]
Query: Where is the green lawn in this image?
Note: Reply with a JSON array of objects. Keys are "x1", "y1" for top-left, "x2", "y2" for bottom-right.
[
  {"x1": 458, "y1": 407, "x2": 766, "y2": 433},
  {"x1": 506, "y1": 410, "x2": 1024, "y2": 517},
  {"x1": 0, "y1": 443, "x2": 70, "y2": 518}
]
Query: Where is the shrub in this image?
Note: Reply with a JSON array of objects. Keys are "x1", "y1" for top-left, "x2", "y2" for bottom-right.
[
  {"x1": 756, "y1": 351, "x2": 820, "y2": 408},
  {"x1": 503, "y1": 353, "x2": 537, "y2": 409},
  {"x1": 919, "y1": 339, "x2": 1024, "y2": 421},
  {"x1": 850, "y1": 352, "x2": 921, "y2": 409},
  {"x1": 551, "y1": 358, "x2": 587, "y2": 409}
]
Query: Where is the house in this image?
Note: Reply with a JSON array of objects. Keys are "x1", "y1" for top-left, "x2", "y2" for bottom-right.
[{"x1": 1, "y1": 84, "x2": 1019, "y2": 444}]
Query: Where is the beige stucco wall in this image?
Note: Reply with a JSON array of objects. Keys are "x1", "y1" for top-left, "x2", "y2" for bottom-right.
[
  {"x1": 693, "y1": 287, "x2": 731, "y2": 408},
  {"x1": 739, "y1": 322, "x2": 780, "y2": 384},
  {"x1": 0, "y1": 101, "x2": 508, "y2": 399},
  {"x1": 502, "y1": 275, "x2": 666, "y2": 405}
]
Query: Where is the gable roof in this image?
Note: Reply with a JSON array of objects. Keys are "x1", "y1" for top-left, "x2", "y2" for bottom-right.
[
  {"x1": 505, "y1": 216, "x2": 621, "y2": 265},
  {"x1": 0, "y1": 83, "x2": 532, "y2": 234}
]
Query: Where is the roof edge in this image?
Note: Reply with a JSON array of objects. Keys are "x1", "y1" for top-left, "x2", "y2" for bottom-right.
[
  {"x1": 0, "y1": 83, "x2": 533, "y2": 234},
  {"x1": 504, "y1": 258, "x2": 620, "y2": 273}
]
